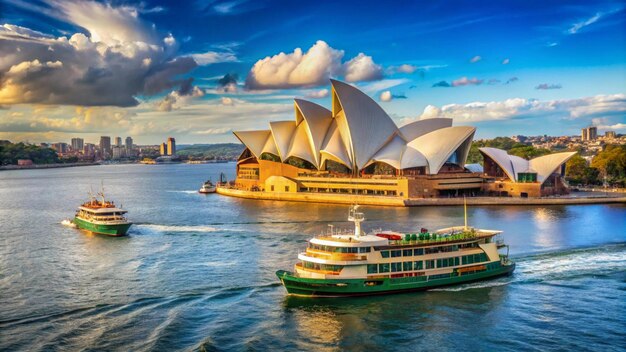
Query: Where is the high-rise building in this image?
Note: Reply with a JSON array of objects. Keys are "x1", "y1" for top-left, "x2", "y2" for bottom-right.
[
  {"x1": 52, "y1": 142, "x2": 69, "y2": 154},
  {"x1": 605, "y1": 131, "x2": 616, "y2": 139},
  {"x1": 167, "y1": 137, "x2": 176, "y2": 155},
  {"x1": 112, "y1": 146, "x2": 125, "y2": 160},
  {"x1": 71, "y1": 138, "x2": 84, "y2": 152},
  {"x1": 100, "y1": 136, "x2": 111, "y2": 159},
  {"x1": 83, "y1": 143, "x2": 96, "y2": 156},
  {"x1": 125, "y1": 136, "x2": 133, "y2": 150},
  {"x1": 588, "y1": 126, "x2": 597, "y2": 140},
  {"x1": 160, "y1": 143, "x2": 168, "y2": 155},
  {"x1": 115, "y1": 136, "x2": 122, "y2": 147},
  {"x1": 581, "y1": 128, "x2": 588, "y2": 141}
]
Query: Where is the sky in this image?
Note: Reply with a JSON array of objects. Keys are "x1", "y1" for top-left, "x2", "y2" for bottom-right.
[{"x1": 0, "y1": 0, "x2": 625, "y2": 145}]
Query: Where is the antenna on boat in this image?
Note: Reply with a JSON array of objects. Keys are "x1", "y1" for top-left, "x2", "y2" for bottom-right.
[
  {"x1": 99, "y1": 180, "x2": 106, "y2": 204},
  {"x1": 464, "y1": 195, "x2": 468, "y2": 230},
  {"x1": 348, "y1": 204, "x2": 364, "y2": 237}
]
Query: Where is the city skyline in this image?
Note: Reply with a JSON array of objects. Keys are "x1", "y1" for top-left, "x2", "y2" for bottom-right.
[{"x1": 0, "y1": 0, "x2": 625, "y2": 145}]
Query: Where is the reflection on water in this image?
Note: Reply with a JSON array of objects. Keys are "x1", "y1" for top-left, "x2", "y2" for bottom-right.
[{"x1": 0, "y1": 164, "x2": 624, "y2": 351}]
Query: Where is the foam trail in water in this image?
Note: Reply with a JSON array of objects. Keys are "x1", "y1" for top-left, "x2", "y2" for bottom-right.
[
  {"x1": 61, "y1": 219, "x2": 76, "y2": 228},
  {"x1": 433, "y1": 244, "x2": 626, "y2": 292},
  {"x1": 166, "y1": 190, "x2": 198, "y2": 194},
  {"x1": 134, "y1": 224, "x2": 220, "y2": 234}
]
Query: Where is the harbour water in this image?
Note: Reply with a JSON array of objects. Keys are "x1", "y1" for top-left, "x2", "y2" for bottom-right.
[{"x1": 0, "y1": 164, "x2": 624, "y2": 351}]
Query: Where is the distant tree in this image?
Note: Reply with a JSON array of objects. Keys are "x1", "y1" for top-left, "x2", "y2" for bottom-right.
[
  {"x1": 565, "y1": 155, "x2": 599, "y2": 185},
  {"x1": 591, "y1": 145, "x2": 626, "y2": 186},
  {"x1": 507, "y1": 145, "x2": 551, "y2": 159},
  {"x1": 0, "y1": 142, "x2": 59, "y2": 165}
]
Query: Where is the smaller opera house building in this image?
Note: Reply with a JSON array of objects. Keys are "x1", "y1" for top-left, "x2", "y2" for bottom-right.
[{"x1": 230, "y1": 79, "x2": 575, "y2": 200}]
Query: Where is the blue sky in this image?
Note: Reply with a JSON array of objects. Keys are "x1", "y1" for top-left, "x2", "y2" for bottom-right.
[{"x1": 0, "y1": 0, "x2": 624, "y2": 144}]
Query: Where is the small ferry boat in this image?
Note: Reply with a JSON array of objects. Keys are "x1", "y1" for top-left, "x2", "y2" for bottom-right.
[
  {"x1": 277, "y1": 204, "x2": 515, "y2": 297},
  {"x1": 199, "y1": 179, "x2": 216, "y2": 194},
  {"x1": 72, "y1": 188, "x2": 132, "y2": 236}
]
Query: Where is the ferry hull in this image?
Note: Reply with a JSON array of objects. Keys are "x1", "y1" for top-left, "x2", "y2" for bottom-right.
[
  {"x1": 73, "y1": 217, "x2": 132, "y2": 236},
  {"x1": 277, "y1": 262, "x2": 515, "y2": 297}
]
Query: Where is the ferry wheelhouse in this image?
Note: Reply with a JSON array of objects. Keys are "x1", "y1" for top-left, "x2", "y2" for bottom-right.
[
  {"x1": 277, "y1": 205, "x2": 515, "y2": 297},
  {"x1": 72, "y1": 189, "x2": 132, "y2": 236}
]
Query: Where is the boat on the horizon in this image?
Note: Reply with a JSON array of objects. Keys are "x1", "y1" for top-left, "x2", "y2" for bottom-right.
[
  {"x1": 71, "y1": 187, "x2": 132, "y2": 236},
  {"x1": 277, "y1": 203, "x2": 515, "y2": 297},
  {"x1": 199, "y1": 179, "x2": 217, "y2": 193}
]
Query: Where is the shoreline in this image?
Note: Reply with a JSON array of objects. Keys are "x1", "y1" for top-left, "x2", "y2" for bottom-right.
[
  {"x1": 217, "y1": 187, "x2": 626, "y2": 207},
  {"x1": 0, "y1": 162, "x2": 99, "y2": 171}
]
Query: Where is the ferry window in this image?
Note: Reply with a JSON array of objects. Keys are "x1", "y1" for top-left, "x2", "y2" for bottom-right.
[
  {"x1": 414, "y1": 248, "x2": 424, "y2": 256},
  {"x1": 381, "y1": 251, "x2": 390, "y2": 258},
  {"x1": 414, "y1": 261, "x2": 423, "y2": 270},
  {"x1": 455, "y1": 257, "x2": 460, "y2": 266},
  {"x1": 462, "y1": 256, "x2": 468, "y2": 265},
  {"x1": 403, "y1": 249, "x2": 412, "y2": 257},
  {"x1": 403, "y1": 262, "x2": 413, "y2": 271},
  {"x1": 391, "y1": 263, "x2": 401, "y2": 272},
  {"x1": 425, "y1": 260, "x2": 435, "y2": 269},
  {"x1": 285, "y1": 186, "x2": 289, "y2": 192},
  {"x1": 379, "y1": 263, "x2": 390, "y2": 272},
  {"x1": 437, "y1": 259, "x2": 443, "y2": 268},
  {"x1": 271, "y1": 185, "x2": 274, "y2": 191},
  {"x1": 359, "y1": 247, "x2": 371, "y2": 253},
  {"x1": 367, "y1": 264, "x2": 378, "y2": 274},
  {"x1": 391, "y1": 250, "x2": 402, "y2": 258},
  {"x1": 452, "y1": 245, "x2": 459, "y2": 251}
]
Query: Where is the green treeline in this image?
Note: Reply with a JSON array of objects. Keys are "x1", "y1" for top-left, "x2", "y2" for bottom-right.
[
  {"x1": 567, "y1": 145, "x2": 626, "y2": 186},
  {"x1": 176, "y1": 143, "x2": 244, "y2": 160},
  {"x1": 0, "y1": 142, "x2": 59, "y2": 165}
]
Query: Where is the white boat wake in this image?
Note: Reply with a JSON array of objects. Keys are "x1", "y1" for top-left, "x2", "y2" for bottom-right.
[{"x1": 61, "y1": 219, "x2": 77, "y2": 228}]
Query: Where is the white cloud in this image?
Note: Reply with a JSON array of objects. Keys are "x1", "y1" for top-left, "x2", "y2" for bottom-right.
[
  {"x1": 343, "y1": 53, "x2": 383, "y2": 82},
  {"x1": 245, "y1": 40, "x2": 383, "y2": 89},
  {"x1": 568, "y1": 13, "x2": 601, "y2": 34},
  {"x1": 359, "y1": 78, "x2": 409, "y2": 94},
  {"x1": 191, "y1": 51, "x2": 238, "y2": 65},
  {"x1": 304, "y1": 89, "x2": 329, "y2": 99},
  {"x1": 451, "y1": 77, "x2": 483, "y2": 87},
  {"x1": 156, "y1": 86, "x2": 205, "y2": 112},
  {"x1": 470, "y1": 55, "x2": 481, "y2": 63},
  {"x1": 502, "y1": 58, "x2": 510, "y2": 65},
  {"x1": 0, "y1": 1, "x2": 200, "y2": 107},
  {"x1": 393, "y1": 64, "x2": 418, "y2": 74},
  {"x1": 380, "y1": 91, "x2": 392, "y2": 102},
  {"x1": 401, "y1": 94, "x2": 626, "y2": 124},
  {"x1": 193, "y1": 127, "x2": 232, "y2": 135}
]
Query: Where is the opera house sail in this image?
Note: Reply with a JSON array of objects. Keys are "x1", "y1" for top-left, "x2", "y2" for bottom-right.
[{"x1": 224, "y1": 79, "x2": 575, "y2": 204}]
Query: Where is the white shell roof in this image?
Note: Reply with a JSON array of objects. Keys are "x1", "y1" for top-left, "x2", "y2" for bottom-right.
[
  {"x1": 294, "y1": 99, "x2": 333, "y2": 168},
  {"x1": 320, "y1": 119, "x2": 352, "y2": 168},
  {"x1": 480, "y1": 148, "x2": 577, "y2": 185},
  {"x1": 233, "y1": 130, "x2": 271, "y2": 159},
  {"x1": 529, "y1": 152, "x2": 577, "y2": 184},
  {"x1": 407, "y1": 126, "x2": 476, "y2": 174},
  {"x1": 331, "y1": 79, "x2": 399, "y2": 170},
  {"x1": 234, "y1": 80, "x2": 480, "y2": 174},
  {"x1": 260, "y1": 133, "x2": 279, "y2": 158},
  {"x1": 399, "y1": 118, "x2": 453, "y2": 141},
  {"x1": 269, "y1": 121, "x2": 297, "y2": 160},
  {"x1": 286, "y1": 121, "x2": 316, "y2": 166}
]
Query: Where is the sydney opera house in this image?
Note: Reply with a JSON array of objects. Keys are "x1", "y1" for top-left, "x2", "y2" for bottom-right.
[{"x1": 223, "y1": 79, "x2": 575, "y2": 204}]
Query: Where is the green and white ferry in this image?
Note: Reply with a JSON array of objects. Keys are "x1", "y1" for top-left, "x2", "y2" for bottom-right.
[
  {"x1": 277, "y1": 204, "x2": 515, "y2": 297},
  {"x1": 72, "y1": 190, "x2": 132, "y2": 236}
]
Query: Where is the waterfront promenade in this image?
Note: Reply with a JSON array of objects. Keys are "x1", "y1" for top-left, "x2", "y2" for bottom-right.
[
  {"x1": 217, "y1": 187, "x2": 626, "y2": 207},
  {"x1": 0, "y1": 162, "x2": 99, "y2": 171}
]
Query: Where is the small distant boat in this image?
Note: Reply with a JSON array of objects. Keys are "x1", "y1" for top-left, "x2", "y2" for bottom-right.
[
  {"x1": 199, "y1": 179, "x2": 216, "y2": 194},
  {"x1": 72, "y1": 185, "x2": 132, "y2": 236}
]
